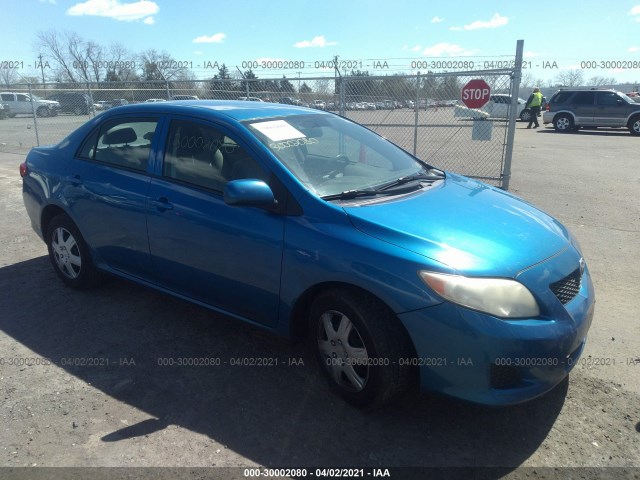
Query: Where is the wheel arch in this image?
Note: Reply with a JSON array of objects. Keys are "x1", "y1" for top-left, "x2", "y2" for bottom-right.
[
  {"x1": 40, "y1": 204, "x2": 69, "y2": 239},
  {"x1": 553, "y1": 111, "x2": 576, "y2": 124},
  {"x1": 288, "y1": 281, "x2": 416, "y2": 356}
]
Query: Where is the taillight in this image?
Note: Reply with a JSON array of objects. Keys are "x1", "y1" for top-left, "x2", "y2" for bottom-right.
[
  {"x1": 546, "y1": 103, "x2": 550, "y2": 111},
  {"x1": 19, "y1": 162, "x2": 27, "y2": 177}
]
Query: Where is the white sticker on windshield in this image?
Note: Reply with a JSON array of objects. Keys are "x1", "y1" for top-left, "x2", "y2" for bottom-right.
[{"x1": 251, "y1": 120, "x2": 306, "y2": 142}]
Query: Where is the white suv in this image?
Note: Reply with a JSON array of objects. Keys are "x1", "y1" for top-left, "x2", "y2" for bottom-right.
[{"x1": 0, "y1": 92, "x2": 60, "y2": 117}]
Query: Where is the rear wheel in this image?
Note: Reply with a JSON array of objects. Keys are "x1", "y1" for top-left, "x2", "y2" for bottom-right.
[
  {"x1": 554, "y1": 114, "x2": 574, "y2": 132},
  {"x1": 629, "y1": 116, "x2": 640, "y2": 136},
  {"x1": 309, "y1": 288, "x2": 414, "y2": 409},
  {"x1": 46, "y1": 214, "x2": 101, "y2": 289}
]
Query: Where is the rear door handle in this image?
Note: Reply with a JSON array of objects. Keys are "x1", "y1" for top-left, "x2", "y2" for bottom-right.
[{"x1": 150, "y1": 197, "x2": 174, "y2": 211}]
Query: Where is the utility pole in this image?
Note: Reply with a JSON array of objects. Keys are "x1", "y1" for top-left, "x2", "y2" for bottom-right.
[{"x1": 38, "y1": 54, "x2": 46, "y2": 90}]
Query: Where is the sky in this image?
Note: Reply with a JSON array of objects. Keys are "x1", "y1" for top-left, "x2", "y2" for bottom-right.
[{"x1": 2, "y1": 0, "x2": 640, "y2": 85}]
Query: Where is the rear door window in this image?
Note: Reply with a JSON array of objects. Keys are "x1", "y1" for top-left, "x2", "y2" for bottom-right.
[
  {"x1": 572, "y1": 92, "x2": 595, "y2": 105},
  {"x1": 85, "y1": 118, "x2": 159, "y2": 172}
]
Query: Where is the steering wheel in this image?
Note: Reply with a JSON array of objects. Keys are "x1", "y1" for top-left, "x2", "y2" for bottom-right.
[{"x1": 325, "y1": 154, "x2": 356, "y2": 179}]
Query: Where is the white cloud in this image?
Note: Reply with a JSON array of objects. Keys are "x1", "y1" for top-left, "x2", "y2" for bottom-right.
[
  {"x1": 143, "y1": 16, "x2": 154, "y2": 24},
  {"x1": 293, "y1": 35, "x2": 338, "y2": 48},
  {"x1": 411, "y1": 45, "x2": 422, "y2": 52},
  {"x1": 431, "y1": 16, "x2": 444, "y2": 23},
  {"x1": 67, "y1": 0, "x2": 159, "y2": 21},
  {"x1": 628, "y1": 46, "x2": 639, "y2": 52},
  {"x1": 450, "y1": 13, "x2": 508, "y2": 31},
  {"x1": 39, "y1": 0, "x2": 57, "y2": 4},
  {"x1": 193, "y1": 33, "x2": 226, "y2": 44},
  {"x1": 631, "y1": 5, "x2": 640, "y2": 21},
  {"x1": 422, "y1": 43, "x2": 476, "y2": 57}
]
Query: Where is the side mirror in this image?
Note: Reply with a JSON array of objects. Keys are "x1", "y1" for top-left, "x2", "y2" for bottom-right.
[
  {"x1": 617, "y1": 99, "x2": 625, "y2": 106},
  {"x1": 223, "y1": 179, "x2": 275, "y2": 207}
]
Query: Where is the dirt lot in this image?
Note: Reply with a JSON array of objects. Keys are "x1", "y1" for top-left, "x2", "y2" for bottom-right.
[{"x1": 0, "y1": 125, "x2": 639, "y2": 479}]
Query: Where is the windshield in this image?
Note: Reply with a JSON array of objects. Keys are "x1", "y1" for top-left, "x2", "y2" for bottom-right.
[
  {"x1": 617, "y1": 92, "x2": 634, "y2": 103},
  {"x1": 245, "y1": 114, "x2": 432, "y2": 197}
]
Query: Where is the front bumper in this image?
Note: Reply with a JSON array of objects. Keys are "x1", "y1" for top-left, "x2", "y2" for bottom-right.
[{"x1": 398, "y1": 253, "x2": 595, "y2": 405}]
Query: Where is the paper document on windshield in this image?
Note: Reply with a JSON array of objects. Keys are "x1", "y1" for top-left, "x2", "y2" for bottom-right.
[{"x1": 251, "y1": 120, "x2": 306, "y2": 142}]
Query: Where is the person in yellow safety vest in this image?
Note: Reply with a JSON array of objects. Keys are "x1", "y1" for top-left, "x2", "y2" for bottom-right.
[{"x1": 526, "y1": 87, "x2": 544, "y2": 129}]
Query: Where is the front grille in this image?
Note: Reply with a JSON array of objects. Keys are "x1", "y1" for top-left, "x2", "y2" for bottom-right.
[{"x1": 550, "y1": 268, "x2": 581, "y2": 305}]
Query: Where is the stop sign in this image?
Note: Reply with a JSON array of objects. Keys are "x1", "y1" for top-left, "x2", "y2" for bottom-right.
[{"x1": 461, "y1": 79, "x2": 491, "y2": 109}]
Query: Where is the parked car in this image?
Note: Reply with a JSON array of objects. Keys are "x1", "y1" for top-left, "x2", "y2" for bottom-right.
[
  {"x1": 110, "y1": 99, "x2": 129, "y2": 107},
  {"x1": 312, "y1": 99, "x2": 326, "y2": 110},
  {"x1": 543, "y1": 89, "x2": 640, "y2": 134},
  {"x1": 145, "y1": 98, "x2": 167, "y2": 103},
  {"x1": 237, "y1": 96, "x2": 264, "y2": 102},
  {"x1": 94, "y1": 101, "x2": 111, "y2": 110},
  {"x1": 20, "y1": 101, "x2": 594, "y2": 408},
  {"x1": 483, "y1": 94, "x2": 530, "y2": 121},
  {"x1": 46, "y1": 92, "x2": 93, "y2": 115},
  {"x1": 0, "y1": 92, "x2": 59, "y2": 117},
  {"x1": 0, "y1": 102, "x2": 9, "y2": 119},
  {"x1": 171, "y1": 95, "x2": 199, "y2": 100},
  {"x1": 278, "y1": 97, "x2": 303, "y2": 106}
]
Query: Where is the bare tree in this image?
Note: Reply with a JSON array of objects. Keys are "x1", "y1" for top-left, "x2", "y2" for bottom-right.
[
  {"x1": 0, "y1": 67, "x2": 20, "y2": 87},
  {"x1": 588, "y1": 76, "x2": 617, "y2": 87},
  {"x1": 35, "y1": 30, "x2": 79, "y2": 83},
  {"x1": 554, "y1": 69, "x2": 584, "y2": 87},
  {"x1": 105, "y1": 43, "x2": 137, "y2": 82},
  {"x1": 519, "y1": 72, "x2": 535, "y2": 89},
  {"x1": 139, "y1": 49, "x2": 190, "y2": 81}
]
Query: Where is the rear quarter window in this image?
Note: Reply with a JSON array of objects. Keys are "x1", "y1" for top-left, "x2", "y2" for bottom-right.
[{"x1": 551, "y1": 92, "x2": 572, "y2": 104}]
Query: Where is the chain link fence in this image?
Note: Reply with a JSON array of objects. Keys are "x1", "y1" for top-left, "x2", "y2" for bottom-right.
[{"x1": 0, "y1": 67, "x2": 521, "y2": 188}]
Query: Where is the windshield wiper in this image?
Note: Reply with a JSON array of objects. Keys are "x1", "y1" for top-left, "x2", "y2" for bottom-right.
[
  {"x1": 321, "y1": 189, "x2": 382, "y2": 201},
  {"x1": 375, "y1": 169, "x2": 445, "y2": 191}
]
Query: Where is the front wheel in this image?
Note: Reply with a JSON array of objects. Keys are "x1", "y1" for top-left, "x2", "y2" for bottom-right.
[
  {"x1": 309, "y1": 289, "x2": 414, "y2": 408},
  {"x1": 46, "y1": 214, "x2": 101, "y2": 289},
  {"x1": 36, "y1": 106, "x2": 50, "y2": 117},
  {"x1": 520, "y1": 109, "x2": 532, "y2": 122},
  {"x1": 628, "y1": 116, "x2": 640, "y2": 136},
  {"x1": 554, "y1": 114, "x2": 574, "y2": 132}
]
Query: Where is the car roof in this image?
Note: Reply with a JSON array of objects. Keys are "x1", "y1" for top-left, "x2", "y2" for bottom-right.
[{"x1": 105, "y1": 100, "x2": 322, "y2": 122}]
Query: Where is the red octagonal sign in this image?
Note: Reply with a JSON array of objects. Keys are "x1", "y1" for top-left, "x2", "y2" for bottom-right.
[{"x1": 461, "y1": 79, "x2": 491, "y2": 109}]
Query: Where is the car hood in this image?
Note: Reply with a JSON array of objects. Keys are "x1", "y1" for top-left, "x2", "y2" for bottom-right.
[{"x1": 343, "y1": 175, "x2": 570, "y2": 277}]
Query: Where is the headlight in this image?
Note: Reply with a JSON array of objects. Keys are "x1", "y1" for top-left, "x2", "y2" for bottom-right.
[{"x1": 419, "y1": 271, "x2": 540, "y2": 318}]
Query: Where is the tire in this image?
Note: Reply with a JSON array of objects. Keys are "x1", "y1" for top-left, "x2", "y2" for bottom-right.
[
  {"x1": 553, "y1": 114, "x2": 574, "y2": 132},
  {"x1": 520, "y1": 109, "x2": 532, "y2": 122},
  {"x1": 46, "y1": 214, "x2": 101, "y2": 289},
  {"x1": 309, "y1": 288, "x2": 414, "y2": 409},
  {"x1": 36, "y1": 106, "x2": 50, "y2": 118},
  {"x1": 628, "y1": 116, "x2": 640, "y2": 136}
]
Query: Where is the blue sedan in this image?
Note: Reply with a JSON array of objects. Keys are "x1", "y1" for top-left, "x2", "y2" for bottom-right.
[{"x1": 21, "y1": 101, "x2": 594, "y2": 408}]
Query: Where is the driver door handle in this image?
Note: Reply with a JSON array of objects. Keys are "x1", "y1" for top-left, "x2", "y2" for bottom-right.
[{"x1": 150, "y1": 197, "x2": 174, "y2": 211}]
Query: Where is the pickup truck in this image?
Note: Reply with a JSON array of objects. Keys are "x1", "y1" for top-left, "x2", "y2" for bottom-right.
[{"x1": 0, "y1": 92, "x2": 60, "y2": 117}]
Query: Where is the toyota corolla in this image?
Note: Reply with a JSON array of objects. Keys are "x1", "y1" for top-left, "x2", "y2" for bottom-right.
[{"x1": 21, "y1": 101, "x2": 594, "y2": 408}]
